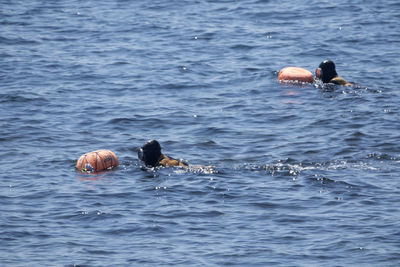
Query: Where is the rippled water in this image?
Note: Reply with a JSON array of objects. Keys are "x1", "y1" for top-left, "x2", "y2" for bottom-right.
[{"x1": 1, "y1": 0, "x2": 400, "y2": 266}]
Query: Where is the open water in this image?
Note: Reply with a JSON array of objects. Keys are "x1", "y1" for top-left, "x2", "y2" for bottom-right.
[{"x1": 1, "y1": 0, "x2": 400, "y2": 266}]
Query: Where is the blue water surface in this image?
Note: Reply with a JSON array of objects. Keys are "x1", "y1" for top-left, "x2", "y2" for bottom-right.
[{"x1": 1, "y1": 0, "x2": 400, "y2": 266}]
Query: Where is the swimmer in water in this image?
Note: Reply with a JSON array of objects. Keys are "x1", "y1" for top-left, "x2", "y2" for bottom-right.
[
  {"x1": 315, "y1": 60, "x2": 352, "y2": 86},
  {"x1": 138, "y1": 140, "x2": 188, "y2": 168}
]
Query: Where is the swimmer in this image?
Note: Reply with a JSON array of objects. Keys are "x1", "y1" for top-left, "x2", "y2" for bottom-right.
[
  {"x1": 138, "y1": 140, "x2": 188, "y2": 168},
  {"x1": 315, "y1": 60, "x2": 352, "y2": 86}
]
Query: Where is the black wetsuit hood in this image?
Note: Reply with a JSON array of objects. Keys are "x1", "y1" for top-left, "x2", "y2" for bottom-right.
[
  {"x1": 138, "y1": 140, "x2": 162, "y2": 167},
  {"x1": 318, "y1": 60, "x2": 338, "y2": 83}
]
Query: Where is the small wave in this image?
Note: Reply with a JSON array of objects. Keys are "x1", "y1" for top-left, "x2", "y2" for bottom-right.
[
  {"x1": 0, "y1": 94, "x2": 49, "y2": 104},
  {"x1": 251, "y1": 201, "x2": 280, "y2": 209},
  {"x1": 0, "y1": 35, "x2": 39, "y2": 45},
  {"x1": 366, "y1": 153, "x2": 400, "y2": 161},
  {"x1": 0, "y1": 20, "x2": 30, "y2": 26},
  {"x1": 315, "y1": 81, "x2": 380, "y2": 96},
  {"x1": 240, "y1": 157, "x2": 382, "y2": 177},
  {"x1": 230, "y1": 44, "x2": 257, "y2": 50},
  {"x1": 138, "y1": 164, "x2": 219, "y2": 175},
  {"x1": 108, "y1": 117, "x2": 137, "y2": 124},
  {"x1": 175, "y1": 165, "x2": 219, "y2": 174},
  {"x1": 306, "y1": 174, "x2": 355, "y2": 188}
]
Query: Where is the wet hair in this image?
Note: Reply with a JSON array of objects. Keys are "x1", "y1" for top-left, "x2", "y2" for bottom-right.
[
  {"x1": 138, "y1": 140, "x2": 162, "y2": 167},
  {"x1": 317, "y1": 60, "x2": 338, "y2": 83}
]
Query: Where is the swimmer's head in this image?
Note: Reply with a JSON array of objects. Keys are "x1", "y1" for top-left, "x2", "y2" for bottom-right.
[
  {"x1": 138, "y1": 140, "x2": 162, "y2": 167},
  {"x1": 315, "y1": 60, "x2": 338, "y2": 83}
]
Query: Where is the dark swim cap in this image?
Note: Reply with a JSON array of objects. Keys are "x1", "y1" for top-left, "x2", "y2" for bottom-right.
[
  {"x1": 316, "y1": 60, "x2": 338, "y2": 83},
  {"x1": 138, "y1": 140, "x2": 162, "y2": 167}
]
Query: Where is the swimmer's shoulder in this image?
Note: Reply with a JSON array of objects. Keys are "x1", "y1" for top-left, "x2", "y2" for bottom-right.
[
  {"x1": 158, "y1": 154, "x2": 188, "y2": 167},
  {"x1": 330, "y1": 76, "x2": 352, "y2": 86}
]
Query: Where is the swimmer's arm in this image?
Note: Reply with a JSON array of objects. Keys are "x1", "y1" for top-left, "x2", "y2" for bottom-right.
[
  {"x1": 160, "y1": 156, "x2": 215, "y2": 172},
  {"x1": 331, "y1": 76, "x2": 352, "y2": 86},
  {"x1": 159, "y1": 155, "x2": 188, "y2": 167}
]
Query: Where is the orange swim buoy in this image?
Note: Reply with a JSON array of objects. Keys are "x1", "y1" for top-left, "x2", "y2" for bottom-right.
[
  {"x1": 76, "y1": 149, "x2": 119, "y2": 172},
  {"x1": 277, "y1": 67, "x2": 313, "y2": 83}
]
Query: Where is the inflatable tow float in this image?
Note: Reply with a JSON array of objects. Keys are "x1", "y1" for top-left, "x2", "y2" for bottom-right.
[
  {"x1": 76, "y1": 149, "x2": 118, "y2": 172},
  {"x1": 277, "y1": 67, "x2": 313, "y2": 84}
]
